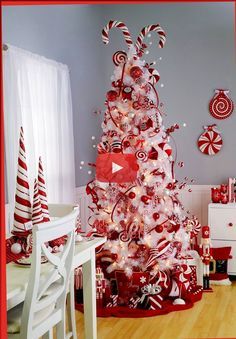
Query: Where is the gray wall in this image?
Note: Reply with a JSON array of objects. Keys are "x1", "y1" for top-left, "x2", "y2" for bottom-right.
[{"x1": 3, "y1": 3, "x2": 236, "y2": 186}]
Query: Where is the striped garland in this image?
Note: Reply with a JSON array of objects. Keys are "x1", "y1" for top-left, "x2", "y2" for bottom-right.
[
  {"x1": 13, "y1": 127, "x2": 32, "y2": 233},
  {"x1": 38, "y1": 157, "x2": 50, "y2": 222}
]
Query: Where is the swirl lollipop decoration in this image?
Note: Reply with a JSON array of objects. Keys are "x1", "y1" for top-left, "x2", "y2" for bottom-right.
[
  {"x1": 135, "y1": 24, "x2": 166, "y2": 56},
  {"x1": 135, "y1": 150, "x2": 148, "y2": 162},
  {"x1": 102, "y1": 20, "x2": 133, "y2": 48},
  {"x1": 209, "y1": 89, "x2": 234, "y2": 120},
  {"x1": 113, "y1": 51, "x2": 127, "y2": 66}
]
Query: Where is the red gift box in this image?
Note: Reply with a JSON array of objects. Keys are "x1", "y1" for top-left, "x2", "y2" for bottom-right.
[{"x1": 149, "y1": 294, "x2": 163, "y2": 310}]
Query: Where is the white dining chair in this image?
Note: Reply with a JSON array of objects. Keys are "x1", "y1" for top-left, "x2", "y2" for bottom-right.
[
  {"x1": 48, "y1": 204, "x2": 79, "y2": 339},
  {"x1": 7, "y1": 205, "x2": 79, "y2": 339}
]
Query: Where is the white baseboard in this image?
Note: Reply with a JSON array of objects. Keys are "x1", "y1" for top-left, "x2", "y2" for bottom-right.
[{"x1": 75, "y1": 185, "x2": 213, "y2": 231}]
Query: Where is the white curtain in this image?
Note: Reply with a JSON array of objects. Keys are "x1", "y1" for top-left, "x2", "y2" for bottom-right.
[{"x1": 3, "y1": 44, "x2": 75, "y2": 231}]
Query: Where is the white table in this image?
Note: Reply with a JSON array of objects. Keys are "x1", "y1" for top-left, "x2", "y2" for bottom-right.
[{"x1": 7, "y1": 237, "x2": 106, "y2": 339}]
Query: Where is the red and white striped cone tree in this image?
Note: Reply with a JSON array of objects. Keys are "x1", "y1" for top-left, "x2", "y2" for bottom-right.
[
  {"x1": 38, "y1": 157, "x2": 50, "y2": 222},
  {"x1": 32, "y1": 179, "x2": 44, "y2": 225},
  {"x1": 12, "y1": 127, "x2": 32, "y2": 235}
]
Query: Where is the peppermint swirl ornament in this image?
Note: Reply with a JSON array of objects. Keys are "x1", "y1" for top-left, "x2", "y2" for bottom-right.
[
  {"x1": 135, "y1": 150, "x2": 148, "y2": 162},
  {"x1": 198, "y1": 125, "x2": 223, "y2": 155},
  {"x1": 113, "y1": 51, "x2": 127, "y2": 66},
  {"x1": 209, "y1": 89, "x2": 234, "y2": 120}
]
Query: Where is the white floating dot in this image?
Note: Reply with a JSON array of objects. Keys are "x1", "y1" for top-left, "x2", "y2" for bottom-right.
[
  {"x1": 145, "y1": 50, "x2": 149, "y2": 55},
  {"x1": 160, "y1": 84, "x2": 164, "y2": 88},
  {"x1": 149, "y1": 42, "x2": 153, "y2": 45},
  {"x1": 88, "y1": 170, "x2": 92, "y2": 175},
  {"x1": 153, "y1": 61, "x2": 156, "y2": 65},
  {"x1": 80, "y1": 161, "x2": 84, "y2": 165},
  {"x1": 147, "y1": 33, "x2": 151, "y2": 38},
  {"x1": 159, "y1": 57, "x2": 162, "y2": 60},
  {"x1": 93, "y1": 144, "x2": 96, "y2": 148},
  {"x1": 91, "y1": 136, "x2": 96, "y2": 140},
  {"x1": 183, "y1": 123, "x2": 187, "y2": 127},
  {"x1": 79, "y1": 166, "x2": 83, "y2": 170}
]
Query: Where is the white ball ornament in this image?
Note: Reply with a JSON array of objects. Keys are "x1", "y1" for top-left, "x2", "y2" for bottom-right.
[
  {"x1": 80, "y1": 161, "x2": 84, "y2": 165},
  {"x1": 91, "y1": 136, "x2": 96, "y2": 140},
  {"x1": 11, "y1": 242, "x2": 22, "y2": 254}
]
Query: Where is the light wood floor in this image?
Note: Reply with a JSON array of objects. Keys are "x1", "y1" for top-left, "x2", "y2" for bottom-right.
[{"x1": 75, "y1": 282, "x2": 236, "y2": 339}]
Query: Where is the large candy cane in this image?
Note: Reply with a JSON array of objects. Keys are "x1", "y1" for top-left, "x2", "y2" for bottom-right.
[
  {"x1": 136, "y1": 24, "x2": 166, "y2": 54},
  {"x1": 102, "y1": 20, "x2": 133, "y2": 48}
]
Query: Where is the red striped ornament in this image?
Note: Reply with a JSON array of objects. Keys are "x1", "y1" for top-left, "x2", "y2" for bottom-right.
[
  {"x1": 148, "y1": 68, "x2": 160, "y2": 84},
  {"x1": 198, "y1": 125, "x2": 223, "y2": 155},
  {"x1": 32, "y1": 179, "x2": 44, "y2": 225},
  {"x1": 13, "y1": 127, "x2": 32, "y2": 233},
  {"x1": 38, "y1": 157, "x2": 50, "y2": 222}
]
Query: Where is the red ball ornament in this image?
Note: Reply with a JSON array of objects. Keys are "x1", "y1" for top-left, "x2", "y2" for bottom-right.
[
  {"x1": 106, "y1": 90, "x2": 118, "y2": 102},
  {"x1": 153, "y1": 212, "x2": 160, "y2": 221},
  {"x1": 166, "y1": 183, "x2": 174, "y2": 190},
  {"x1": 155, "y1": 225, "x2": 164, "y2": 233},
  {"x1": 123, "y1": 140, "x2": 131, "y2": 148},
  {"x1": 141, "y1": 195, "x2": 149, "y2": 204},
  {"x1": 130, "y1": 66, "x2": 143, "y2": 80},
  {"x1": 128, "y1": 192, "x2": 136, "y2": 199}
]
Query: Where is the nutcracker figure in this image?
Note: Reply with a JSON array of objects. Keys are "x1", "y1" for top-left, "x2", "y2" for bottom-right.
[
  {"x1": 199, "y1": 226, "x2": 213, "y2": 290},
  {"x1": 96, "y1": 266, "x2": 106, "y2": 308}
]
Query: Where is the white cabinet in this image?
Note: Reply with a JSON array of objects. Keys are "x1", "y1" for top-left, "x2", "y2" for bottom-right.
[{"x1": 208, "y1": 203, "x2": 236, "y2": 275}]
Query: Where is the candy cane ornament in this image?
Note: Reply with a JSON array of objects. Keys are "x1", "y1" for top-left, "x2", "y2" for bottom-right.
[
  {"x1": 102, "y1": 20, "x2": 133, "y2": 48},
  {"x1": 135, "y1": 24, "x2": 166, "y2": 55}
]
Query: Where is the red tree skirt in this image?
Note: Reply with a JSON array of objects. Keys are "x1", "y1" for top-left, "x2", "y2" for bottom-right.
[{"x1": 75, "y1": 286, "x2": 203, "y2": 318}]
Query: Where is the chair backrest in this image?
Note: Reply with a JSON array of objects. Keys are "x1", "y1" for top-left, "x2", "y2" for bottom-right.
[{"x1": 20, "y1": 204, "x2": 79, "y2": 338}]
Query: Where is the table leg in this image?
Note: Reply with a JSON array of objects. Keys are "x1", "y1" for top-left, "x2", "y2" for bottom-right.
[{"x1": 83, "y1": 250, "x2": 97, "y2": 339}]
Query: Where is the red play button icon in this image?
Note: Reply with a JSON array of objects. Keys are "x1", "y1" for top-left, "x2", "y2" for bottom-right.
[{"x1": 96, "y1": 154, "x2": 138, "y2": 183}]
